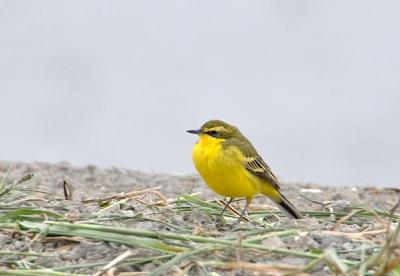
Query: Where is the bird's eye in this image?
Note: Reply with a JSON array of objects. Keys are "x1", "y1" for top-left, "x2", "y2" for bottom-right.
[{"x1": 208, "y1": 130, "x2": 219, "y2": 138}]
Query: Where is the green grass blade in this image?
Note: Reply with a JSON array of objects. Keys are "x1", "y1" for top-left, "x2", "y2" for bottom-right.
[
  {"x1": 18, "y1": 221, "x2": 185, "y2": 253},
  {"x1": 0, "y1": 209, "x2": 62, "y2": 222}
]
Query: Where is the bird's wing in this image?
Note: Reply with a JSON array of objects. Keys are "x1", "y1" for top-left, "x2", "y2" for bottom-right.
[
  {"x1": 222, "y1": 137, "x2": 281, "y2": 190},
  {"x1": 244, "y1": 155, "x2": 281, "y2": 190}
]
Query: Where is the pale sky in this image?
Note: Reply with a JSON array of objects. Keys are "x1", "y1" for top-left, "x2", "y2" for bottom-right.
[{"x1": 1, "y1": 1, "x2": 399, "y2": 186}]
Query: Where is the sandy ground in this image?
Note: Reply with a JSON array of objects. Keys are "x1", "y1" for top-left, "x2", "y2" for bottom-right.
[{"x1": 0, "y1": 160, "x2": 399, "y2": 275}]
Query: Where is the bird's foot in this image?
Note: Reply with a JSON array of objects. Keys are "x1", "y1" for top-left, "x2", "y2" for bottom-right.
[
  {"x1": 215, "y1": 215, "x2": 227, "y2": 228},
  {"x1": 236, "y1": 211, "x2": 249, "y2": 224}
]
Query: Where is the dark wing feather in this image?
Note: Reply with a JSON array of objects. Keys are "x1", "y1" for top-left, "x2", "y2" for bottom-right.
[{"x1": 244, "y1": 155, "x2": 280, "y2": 190}]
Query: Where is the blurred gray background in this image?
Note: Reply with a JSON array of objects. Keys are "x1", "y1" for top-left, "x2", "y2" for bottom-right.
[{"x1": 1, "y1": 1, "x2": 399, "y2": 186}]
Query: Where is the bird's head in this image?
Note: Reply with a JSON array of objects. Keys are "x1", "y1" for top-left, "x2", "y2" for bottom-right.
[{"x1": 187, "y1": 120, "x2": 242, "y2": 140}]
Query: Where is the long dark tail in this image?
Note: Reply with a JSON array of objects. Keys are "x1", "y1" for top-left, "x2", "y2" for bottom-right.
[{"x1": 276, "y1": 193, "x2": 303, "y2": 219}]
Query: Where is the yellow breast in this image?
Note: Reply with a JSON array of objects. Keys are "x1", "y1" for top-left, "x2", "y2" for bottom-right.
[{"x1": 192, "y1": 135, "x2": 259, "y2": 198}]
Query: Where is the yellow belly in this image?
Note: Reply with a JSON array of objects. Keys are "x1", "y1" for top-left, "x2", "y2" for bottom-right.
[{"x1": 192, "y1": 136, "x2": 259, "y2": 198}]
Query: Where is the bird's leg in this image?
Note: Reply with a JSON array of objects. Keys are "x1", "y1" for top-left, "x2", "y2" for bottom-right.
[
  {"x1": 237, "y1": 197, "x2": 252, "y2": 223},
  {"x1": 219, "y1": 197, "x2": 234, "y2": 218}
]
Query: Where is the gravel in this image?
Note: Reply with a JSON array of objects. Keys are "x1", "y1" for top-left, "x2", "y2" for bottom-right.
[{"x1": 0, "y1": 160, "x2": 399, "y2": 275}]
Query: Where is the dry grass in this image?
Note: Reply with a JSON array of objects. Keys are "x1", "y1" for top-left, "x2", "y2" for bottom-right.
[{"x1": 0, "y1": 172, "x2": 399, "y2": 275}]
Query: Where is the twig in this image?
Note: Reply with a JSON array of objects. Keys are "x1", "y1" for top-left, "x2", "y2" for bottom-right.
[
  {"x1": 389, "y1": 195, "x2": 400, "y2": 214},
  {"x1": 220, "y1": 261, "x2": 307, "y2": 275},
  {"x1": 148, "y1": 245, "x2": 219, "y2": 276},
  {"x1": 321, "y1": 229, "x2": 387, "y2": 240},
  {"x1": 81, "y1": 186, "x2": 162, "y2": 204},
  {"x1": 94, "y1": 250, "x2": 133, "y2": 276}
]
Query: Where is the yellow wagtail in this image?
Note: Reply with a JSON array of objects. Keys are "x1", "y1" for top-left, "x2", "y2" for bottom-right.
[{"x1": 187, "y1": 120, "x2": 302, "y2": 221}]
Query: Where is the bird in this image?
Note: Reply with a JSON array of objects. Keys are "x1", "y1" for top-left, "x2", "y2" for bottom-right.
[{"x1": 187, "y1": 119, "x2": 302, "y2": 221}]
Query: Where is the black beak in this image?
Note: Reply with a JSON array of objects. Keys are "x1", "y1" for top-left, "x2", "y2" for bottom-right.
[{"x1": 187, "y1": 129, "x2": 202, "y2": 134}]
